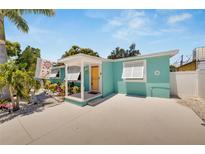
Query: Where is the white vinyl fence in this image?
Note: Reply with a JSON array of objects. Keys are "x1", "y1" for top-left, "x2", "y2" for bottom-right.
[
  {"x1": 198, "y1": 70, "x2": 205, "y2": 100},
  {"x1": 170, "y1": 70, "x2": 205, "y2": 100}
]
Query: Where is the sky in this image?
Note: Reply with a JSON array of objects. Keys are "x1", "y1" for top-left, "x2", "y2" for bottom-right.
[{"x1": 4, "y1": 9, "x2": 205, "y2": 63}]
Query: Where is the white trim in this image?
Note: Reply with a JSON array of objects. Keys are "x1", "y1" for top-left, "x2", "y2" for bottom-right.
[
  {"x1": 99, "y1": 64, "x2": 102, "y2": 93},
  {"x1": 58, "y1": 49, "x2": 178, "y2": 64},
  {"x1": 122, "y1": 59, "x2": 147, "y2": 83},
  {"x1": 65, "y1": 93, "x2": 102, "y2": 102},
  {"x1": 65, "y1": 64, "x2": 68, "y2": 96},
  {"x1": 58, "y1": 53, "x2": 108, "y2": 64},
  {"x1": 81, "y1": 60, "x2": 85, "y2": 100},
  {"x1": 113, "y1": 49, "x2": 179, "y2": 62},
  {"x1": 65, "y1": 95, "x2": 83, "y2": 102},
  {"x1": 89, "y1": 65, "x2": 91, "y2": 91}
]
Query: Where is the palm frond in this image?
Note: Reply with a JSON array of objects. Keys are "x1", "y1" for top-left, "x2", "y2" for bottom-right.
[
  {"x1": 19, "y1": 9, "x2": 55, "y2": 17},
  {"x1": 4, "y1": 10, "x2": 29, "y2": 33}
]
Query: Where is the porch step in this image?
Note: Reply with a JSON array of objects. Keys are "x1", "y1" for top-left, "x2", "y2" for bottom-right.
[
  {"x1": 87, "y1": 94, "x2": 115, "y2": 107},
  {"x1": 87, "y1": 97, "x2": 104, "y2": 106}
]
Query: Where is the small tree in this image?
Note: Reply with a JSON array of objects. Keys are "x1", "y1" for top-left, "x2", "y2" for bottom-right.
[
  {"x1": 6, "y1": 40, "x2": 21, "y2": 58},
  {"x1": 107, "y1": 43, "x2": 141, "y2": 59},
  {"x1": 17, "y1": 46, "x2": 41, "y2": 75},
  {"x1": 61, "y1": 45, "x2": 99, "y2": 58},
  {"x1": 0, "y1": 61, "x2": 34, "y2": 109}
]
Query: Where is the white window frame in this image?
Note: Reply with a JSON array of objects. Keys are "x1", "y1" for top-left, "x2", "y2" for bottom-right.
[
  {"x1": 50, "y1": 68, "x2": 61, "y2": 79},
  {"x1": 122, "y1": 59, "x2": 147, "y2": 82}
]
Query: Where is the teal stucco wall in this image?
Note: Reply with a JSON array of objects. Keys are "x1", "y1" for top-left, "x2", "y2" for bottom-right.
[
  {"x1": 112, "y1": 61, "x2": 147, "y2": 96},
  {"x1": 84, "y1": 65, "x2": 90, "y2": 91},
  {"x1": 146, "y1": 56, "x2": 170, "y2": 83},
  {"x1": 146, "y1": 56, "x2": 170, "y2": 98},
  {"x1": 50, "y1": 67, "x2": 65, "y2": 83},
  {"x1": 111, "y1": 55, "x2": 170, "y2": 98},
  {"x1": 102, "y1": 62, "x2": 114, "y2": 97},
  {"x1": 51, "y1": 55, "x2": 171, "y2": 99}
]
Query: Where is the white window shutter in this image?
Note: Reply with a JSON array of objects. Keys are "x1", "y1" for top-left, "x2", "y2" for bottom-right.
[
  {"x1": 122, "y1": 66, "x2": 132, "y2": 78},
  {"x1": 49, "y1": 69, "x2": 59, "y2": 78},
  {"x1": 122, "y1": 60, "x2": 145, "y2": 79},
  {"x1": 132, "y1": 66, "x2": 144, "y2": 78},
  {"x1": 67, "y1": 66, "x2": 80, "y2": 81},
  {"x1": 49, "y1": 73, "x2": 57, "y2": 78}
]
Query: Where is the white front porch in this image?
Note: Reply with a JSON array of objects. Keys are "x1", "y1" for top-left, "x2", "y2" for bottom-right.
[{"x1": 58, "y1": 54, "x2": 103, "y2": 104}]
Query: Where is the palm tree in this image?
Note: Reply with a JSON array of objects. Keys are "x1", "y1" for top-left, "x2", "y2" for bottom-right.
[
  {"x1": 0, "y1": 9, "x2": 55, "y2": 64},
  {"x1": 0, "y1": 9, "x2": 55, "y2": 98}
]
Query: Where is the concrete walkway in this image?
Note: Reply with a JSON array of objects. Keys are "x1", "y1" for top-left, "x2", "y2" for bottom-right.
[{"x1": 0, "y1": 94, "x2": 205, "y2": 144}]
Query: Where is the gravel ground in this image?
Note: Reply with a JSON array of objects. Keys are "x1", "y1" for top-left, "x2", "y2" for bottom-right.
[{"x1": 177, "y1": 97, "x2": 205, "y2": 122}]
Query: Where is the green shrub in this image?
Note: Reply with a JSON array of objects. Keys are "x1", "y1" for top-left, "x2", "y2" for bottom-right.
[
  {"x1": 49, "y1": 83, "x2": 57, "y2": 93},
  {"x1": 0, "y1": 99, "x2": 6, "y2": 104},
  {"x1": 72, "y1": 86, "x2": 80, "y2": 94},
  {"x1": 44, "y1": 80, "x2": 51, "y2": 89}
]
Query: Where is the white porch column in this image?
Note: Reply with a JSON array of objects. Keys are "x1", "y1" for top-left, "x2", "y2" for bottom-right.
[
  {"x1": 99, "y1": 63, "x2": 102, "y2": 94},
  {"x1": 65, "y1": 64, "x2": 68, "y2": 96},
  {"x1": 81, "y1": 60, "x2": 84, "y2": 100}
]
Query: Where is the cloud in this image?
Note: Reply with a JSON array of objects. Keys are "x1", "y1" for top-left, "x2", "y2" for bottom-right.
[
  {"x1": 167, "y1": 13, "x2": 192, "y2": 24},
  {"x1": 84, "y1": 10, "x2": 113, "y2": 20},
  {"x1": 113, "y1": 29, "x2": 130, "y2": 40},
  {"x1": 106, "y1": 10, "x2": 147, "y2": 29},
  {"x1": 85, "y1": 10, "x2": 192, "y2": 41},
  {"x1": 103, "y1": 10, "x2": 151, "y2": 40},
  {"x1": 160, "y1": 27, "x2": 185, "y2": 33}
]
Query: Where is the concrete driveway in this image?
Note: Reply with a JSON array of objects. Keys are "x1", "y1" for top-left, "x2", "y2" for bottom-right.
[{"x1": 1, "y1": 94, "x2": 205, "y2": 144}]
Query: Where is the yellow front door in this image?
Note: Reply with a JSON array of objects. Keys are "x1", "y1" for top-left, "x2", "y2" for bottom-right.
[{"x1": 91, "y1": 66, "x2": 99, "y2": 92}]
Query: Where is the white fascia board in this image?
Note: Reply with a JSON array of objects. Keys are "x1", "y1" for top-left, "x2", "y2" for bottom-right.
[
  {"x1": 58, "y1": 53, "x2": 109, "y2": 64},
  {"x1": 113, "y1": 49, "x2": 179, "y2": 62},
  {"x1": 57, "y1": 49, "x2": 179, "y2": 64}
]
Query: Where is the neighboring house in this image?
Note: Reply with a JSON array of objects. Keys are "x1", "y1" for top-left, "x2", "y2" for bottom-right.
[
  {"x1": 177, "y1": 60, "x2": 196, "y2": 71},
  {"x1": 50, "y1": 49, "x2": 178, "y2": 106},
  {"x1": 176, "y1": 47, "x2": 205, "y2": 71},
  {"x1": 193, "y1": 47, "x2": 205, "y2": 70}
]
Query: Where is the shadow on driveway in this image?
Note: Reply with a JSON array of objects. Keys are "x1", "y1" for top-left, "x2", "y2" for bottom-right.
[{"x1": 0, "y1": 92, "x2": 60, "y2": 124}]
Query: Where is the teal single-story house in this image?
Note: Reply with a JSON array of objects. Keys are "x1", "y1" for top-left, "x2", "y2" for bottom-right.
[{"x1": 49, "y1": 49, "x2": 178, "y2": 106}]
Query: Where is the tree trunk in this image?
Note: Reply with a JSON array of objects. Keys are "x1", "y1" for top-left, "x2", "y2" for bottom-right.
[
  {"x1": 15, "y1": 96, "x2": 20, "y2": 110},
  {"x1": 8, "y1": 85, "x2": 15, "y2": 104},
  {"x1": 0, "y1": 16, "x2": 9, "y2": 99},
  {"x1": 0, "y1": 16, "x2": 7, "y2": 63}
]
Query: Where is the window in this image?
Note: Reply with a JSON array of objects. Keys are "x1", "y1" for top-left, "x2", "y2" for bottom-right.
[
  {"x1": 49, "y1": 68, "x2": 60, "y2": 78},
  {"x1": 122, "y1": 60, "x2": 146, "y2": 81},
  {"x1": 67, "y1": 66, "x2": 80, "y2": 81}
]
